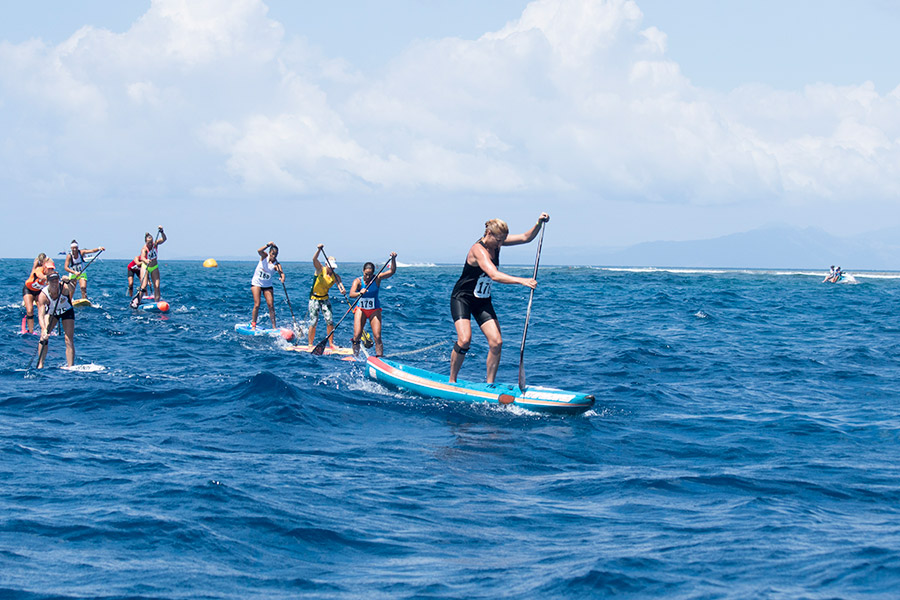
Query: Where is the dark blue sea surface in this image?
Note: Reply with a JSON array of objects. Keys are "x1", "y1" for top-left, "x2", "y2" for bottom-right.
[{"x1": 2, "y1": 259, "x2": 900, "y2": 598}]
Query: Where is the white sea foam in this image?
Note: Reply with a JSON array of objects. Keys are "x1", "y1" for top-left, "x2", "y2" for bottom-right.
[
  {"x1": 397, "y1": 262, "x2": 437, "y2": 268},
  {"x1": 600, "y1": 267, "x2": 728, "y2": 274},
  {"x1": 592, "y1": 266, "x2": 900, "y2": 279}
]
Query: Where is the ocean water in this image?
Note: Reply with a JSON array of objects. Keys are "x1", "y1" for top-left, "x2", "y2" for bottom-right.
[{"x1": 2, "y1": 258, "x2": 900, "y2": 599}]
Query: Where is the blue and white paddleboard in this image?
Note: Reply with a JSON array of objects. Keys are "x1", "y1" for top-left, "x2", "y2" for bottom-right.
[
  {"x1": 234, "y1": 323, "x2": 295, "y2": 341},
  {"x1": 366, "y1": 357, "x2": 595, "y2": 414},
  {"x1": 139, "y1": 300, "x2": 170, "y2": 312}
]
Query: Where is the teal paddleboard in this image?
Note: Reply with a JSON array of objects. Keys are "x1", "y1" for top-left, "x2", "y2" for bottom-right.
[{"x1": 366, "y1": 357, "x2": 594, "y2": 414}]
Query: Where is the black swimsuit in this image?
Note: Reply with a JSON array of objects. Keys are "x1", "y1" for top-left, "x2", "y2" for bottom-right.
[{"x1": 450, "y1": 240, "x2": 499, "y2": 326}]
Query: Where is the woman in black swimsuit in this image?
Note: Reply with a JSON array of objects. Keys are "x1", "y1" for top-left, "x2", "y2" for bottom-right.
[{"x1": 450, "y1": 212, "x2": 549, "y2": 383}]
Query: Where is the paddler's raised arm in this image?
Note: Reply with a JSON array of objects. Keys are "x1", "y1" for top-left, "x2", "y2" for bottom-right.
[
  {"x1": 312, "y1": 244, "x2": 324, "y2": 272},
  {"x1": 258, "y1": 242, "x2": 274, "y2": 259},
  {"x1": 378, "y1": 252, "x2": 398, "y2": 281},
  {"x1": 503, "y1": 212, "x2": 550, "y2": 246}
]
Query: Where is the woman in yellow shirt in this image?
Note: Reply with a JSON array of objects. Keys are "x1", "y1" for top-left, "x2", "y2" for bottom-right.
[{"x1": 307, "y1": 244, "x2": 346, "y2": 349}]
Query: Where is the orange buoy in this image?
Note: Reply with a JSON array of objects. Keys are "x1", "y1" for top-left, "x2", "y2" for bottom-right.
[
  {"x1": 157, "y1": 301, "x2": 170, "y2": 312},
  {"x1": 280, "y1": 329, "x2": 295, "y2": 341},
  {"x1": 203, "y1": 258, "x2": 218, "y2": 268}
]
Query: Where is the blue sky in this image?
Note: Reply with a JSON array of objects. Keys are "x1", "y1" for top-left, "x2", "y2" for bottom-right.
[{"x1": 2, "y1": 0, "x2": 899, "y2": 264}]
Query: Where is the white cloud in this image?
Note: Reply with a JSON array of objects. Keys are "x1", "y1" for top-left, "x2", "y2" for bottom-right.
[{"x1": 1, "y1": 0, "x2": 899, "y2": 214}]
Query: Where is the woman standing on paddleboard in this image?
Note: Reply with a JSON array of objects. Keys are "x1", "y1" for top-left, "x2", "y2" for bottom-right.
[
  {"x1": 137, "y1": 226, "x2": 167, "y2": 301},
  {"x1": 36, "y1": 272, "x2": 77, "y2": 369},
  {"x1": 449, "y1": 213, "x2": 549, "y2": 383},
  {"x1": 307, "y1": 244, "x2": 346, "y2": 350},
  {"x1": 22, "y1": 253, "x2": 51, "y2": 334},
  {"x1": 349, "y1": 252, "x2": 397, "y2": 357},
  {"x1": 65, "y1": 240, "x2": 104, "y2": 301},
  {"x1": 251, "y1": 242, "x2": 285, "y2": 329}
]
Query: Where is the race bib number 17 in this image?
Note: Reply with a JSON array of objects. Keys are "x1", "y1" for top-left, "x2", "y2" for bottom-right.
[{"x1": 474, "y1": 274, "x2": 492, "y2": 298}]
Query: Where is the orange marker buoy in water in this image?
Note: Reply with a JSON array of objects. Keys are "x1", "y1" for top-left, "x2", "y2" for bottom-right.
[
  {"x1": 280, "y1": 329, "x2": 295, "y2": 341},
  {"x1": 157, "y1": 301, "x2": 170, "y2": 312},
  {"x1": 203, "y1": 258, "x2": 218, "y2": 268}
]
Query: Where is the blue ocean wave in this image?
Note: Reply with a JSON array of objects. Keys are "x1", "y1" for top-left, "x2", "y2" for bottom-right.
[{"x1": 3, "y1": 261, "x2": 900, "y2": 597}]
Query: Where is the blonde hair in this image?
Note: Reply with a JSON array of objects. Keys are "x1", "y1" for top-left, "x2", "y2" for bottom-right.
[
  {"x1": 33, "y1": 252, "x2": 47, "y2": 268},
  {"x1": 484, "y1": 218, "x2": 509, "y2": 237}
]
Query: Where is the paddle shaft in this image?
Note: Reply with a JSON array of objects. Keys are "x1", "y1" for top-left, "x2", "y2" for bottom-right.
[
  {"x1": 312, "y1": 255, "x2": 392, "y2": 355},
  {"x1": 281, "y1": 279, "x2": 301, "y2": 332},
  {"x1": 517, "y1": 223, "x2": 545, "y2": 391},
  {"x1": 319, "y1": 248, "x2": 372, "y2": 345}
]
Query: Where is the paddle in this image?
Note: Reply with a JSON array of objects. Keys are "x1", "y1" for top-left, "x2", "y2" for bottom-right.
[
  {"x1": 131, "y1": 231, "x2": 160, "y2": 309},
  {"x1": 517, "y1": 222, "x2": 546, "y2": 391},
  {"x1": 320, "y1": 248, "x2": 373, "y2": 348},
  {"x1": 281, "y1": 279, "x2": 302, "y2": 335},
  {"x1": 311, "y1": 255, "x2": 392, "y2": 355}
]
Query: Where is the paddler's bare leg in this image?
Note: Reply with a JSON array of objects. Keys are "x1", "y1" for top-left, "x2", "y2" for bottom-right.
[
  {"x1": 264, "y1": 288, "x2": 276, "y2": 329},
  {"x1": 151, "y1": 269, "x2": 161, "y2": 301},
  {"x1": 251, "y1": 286, "x2": 262, "y2": 327},
  {"x1": 480, "y1": 319, "x2": 503, "y2": 384},
  {"x1": 326, "y1": 323, "x2": 335, "y2": 349},
  {"x1": 352, "y1": 309, "x2": 364, "y2": 355},
  {"x1": 37, "y1": 316, "x2": 57, "y2": 369},
  {"x1": 63, "y1": 318, "x2": 75, "y2": 367},
  {"x1": 450, "y1": 319, "x2": 472, "y2": 383},
  {"x1": 371, "y1": 312, "x2": 384, "y2": 357},
  {"x1": 24, "y1": 294, "x2": 35, "y2": 333},
  {"x1": 139, "y1": 265, "x2": 149, "y2": 296}
]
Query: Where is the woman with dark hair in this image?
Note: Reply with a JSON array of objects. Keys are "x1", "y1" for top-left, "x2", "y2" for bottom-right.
[
  {"x1": 65, "y1": 239, "x2": 104, "y2": 301},
  {"x1": 251, "y1": 242, "x2": 285, "y2": 329},
  {"x1": 349, "y1": 253, "x2": 397, "y2": 356}
]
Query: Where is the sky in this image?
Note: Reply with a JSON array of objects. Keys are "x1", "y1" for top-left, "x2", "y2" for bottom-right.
[{"x1": 1, "y1": 0, "x2": 899, "y2": 264}]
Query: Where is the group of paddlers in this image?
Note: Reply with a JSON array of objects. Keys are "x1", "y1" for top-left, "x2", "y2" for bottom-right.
[
  {"x1": 21, "y1": 228, "x2": 166, "y2": 368},
  {"x1": 252, "y1": 212, "x2": 550, "y2": 382},
  {"x1": 22, "y1": 213, "x2": 552, "y2": 382}
]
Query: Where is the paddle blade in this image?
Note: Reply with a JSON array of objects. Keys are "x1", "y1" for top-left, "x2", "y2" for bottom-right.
[
  {"x1": 518, "y1": 362, "x2": 526, "y2": 392},
  {"x1": 311, "y1": 338, "x2": 328, "y2": 355},
  {"x1": 129, "y1": 293, "x2": 141, "y2": 309}
]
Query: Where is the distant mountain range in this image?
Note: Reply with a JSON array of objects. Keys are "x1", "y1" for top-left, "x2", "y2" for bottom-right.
[{"x1": 543, "y1": 225, "x2": 900, "y2": 270}]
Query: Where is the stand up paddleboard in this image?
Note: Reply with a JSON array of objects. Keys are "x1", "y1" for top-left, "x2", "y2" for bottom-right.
[
  {"x1": 234, "y1": 323, "x2": 295, "y2": 341},
  {"x1": 73, "y1": 298, "x2": 91, "y2": 308},
  {"x1": 285, "y1": 344, "x2": 356, "y2": 361},
  {"x1": 61, "y1": 363, "x2": 106, "y2": 373},
  {"x1": 138, "y1": 300, "x2": 170, "y2": 312},
  {"x1": 366, "y1": 357, "x2": 595, "y2": 414}
]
